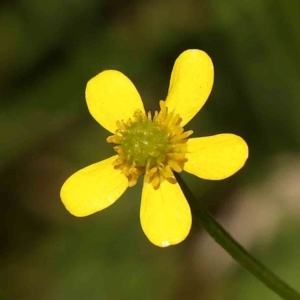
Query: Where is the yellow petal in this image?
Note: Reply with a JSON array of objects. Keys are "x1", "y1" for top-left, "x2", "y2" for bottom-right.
[
  {"x1": 165, "y1": 49, "x2": 214, "y2": 126},
  {"x1": 86, "y1": 70, "x2": 145, "y2": 133},
  {"x1": 60, "y1": 156, "x2": 128, "y2": 217},
  {"x1": 140, "y1": 180, "x2": 192, "y2": 247},
  {"x1": 184, "y1": 134, "x2": 248, "y2": 180}
]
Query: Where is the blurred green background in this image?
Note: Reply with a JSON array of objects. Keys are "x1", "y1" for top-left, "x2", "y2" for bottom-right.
[{"x1": 1, "y1": 0, "x2": 300, "y2": 299}]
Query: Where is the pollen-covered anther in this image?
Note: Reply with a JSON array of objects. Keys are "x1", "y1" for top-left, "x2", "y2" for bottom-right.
[{"x1": 107, "y1": 101, "x2": 192, "y2": 188}]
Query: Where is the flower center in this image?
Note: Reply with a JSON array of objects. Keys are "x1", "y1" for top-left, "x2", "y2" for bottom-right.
[
  {"x1": 119, "y1": 116, "x2": 169, "y2": 168},
  {"x1": 107, "y1": 101, "x2": 193, "y2": 188}
]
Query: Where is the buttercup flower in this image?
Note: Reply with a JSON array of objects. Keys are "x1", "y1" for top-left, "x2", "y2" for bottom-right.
[{"x1": 60, "y1": 49, "x2": 248, "y2": 247}]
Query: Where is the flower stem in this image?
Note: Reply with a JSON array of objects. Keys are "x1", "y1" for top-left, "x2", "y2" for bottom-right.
[{"x1": 175, "y1": 174, "x2": 300, "y2": 300}]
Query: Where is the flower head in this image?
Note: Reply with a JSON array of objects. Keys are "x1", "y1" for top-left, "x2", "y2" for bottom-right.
[{"x1": 60, "y1": 49, "x2": 248, "y2": 247}]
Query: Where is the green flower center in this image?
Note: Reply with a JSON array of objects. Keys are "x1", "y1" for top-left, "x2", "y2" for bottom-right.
[
  {"x1": 107, "y1": 101, "x2": 193, "y2": 188},
  {"x1": 120, "y1": 118, "x2": 169, "y2": 167}
]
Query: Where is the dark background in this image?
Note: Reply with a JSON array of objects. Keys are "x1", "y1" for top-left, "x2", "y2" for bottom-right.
[{"x1": 1, "y1": 0, "x2": 300, "y2": 299}]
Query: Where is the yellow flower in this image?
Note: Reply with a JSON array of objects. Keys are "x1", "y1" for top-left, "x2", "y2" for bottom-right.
[{"x1": 60, "y1": 49, "x2": 248, "y2": 247}]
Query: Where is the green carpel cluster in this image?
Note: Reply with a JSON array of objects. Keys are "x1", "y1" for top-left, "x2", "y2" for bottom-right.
[{"x1": 120, "y1": 118, "x2": 169, "y2": 167}]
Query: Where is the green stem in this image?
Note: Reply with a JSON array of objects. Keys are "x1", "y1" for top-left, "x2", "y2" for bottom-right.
[{"x1": 175, "y1": 173, "x2": 300, "y2": 300}]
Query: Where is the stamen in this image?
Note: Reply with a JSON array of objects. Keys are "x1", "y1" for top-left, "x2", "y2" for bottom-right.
[{"x1": 107, "y1": 101, "x2": 192, "y2": 188}]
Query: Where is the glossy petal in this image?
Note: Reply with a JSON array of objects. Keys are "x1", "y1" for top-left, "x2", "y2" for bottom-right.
[
  {"x1": 61, "y1": 156, "x2": 128, "y2": 217},
  {"x1": 184, "y1": 134, "x2": 248, "y2": 180},
  {"x1": 140, "y1": 180, "x2": 192, "y2": 247},
  {"x1": 86, "y1": 70, "x2": 145, "y2": 133},
  {"x1": 165, "y1": 49, "x2": 214, "y2": 126}
]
